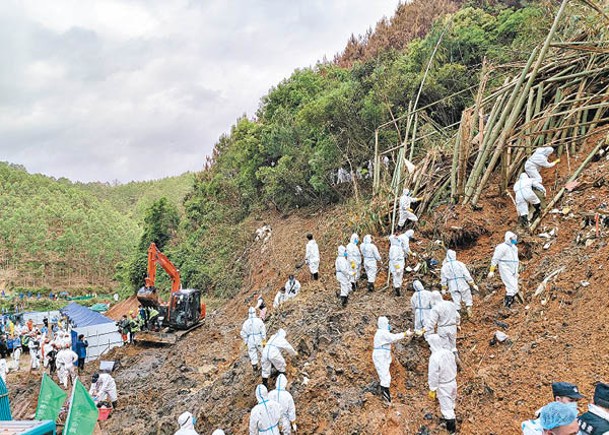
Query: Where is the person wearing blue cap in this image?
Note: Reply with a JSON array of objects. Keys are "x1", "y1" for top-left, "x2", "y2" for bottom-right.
[
  {"x1": 522, "y1": 382, "x2": 584, "y2": 434},
  {"x1": 538, "y1": 402, "x2": 579, "y2": 434},
  {"x1": 578, "y1": 382, "x2": 609, "y2": 434}
]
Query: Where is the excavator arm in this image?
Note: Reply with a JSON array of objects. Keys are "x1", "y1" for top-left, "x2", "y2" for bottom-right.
[{"x1": 144, "y1": 243, "x2": 181, "y2": 292}]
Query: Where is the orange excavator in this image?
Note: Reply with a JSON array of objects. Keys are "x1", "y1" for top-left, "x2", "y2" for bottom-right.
[{"x1": 135, "y1": 243, "x2": 206, "y2": 344}]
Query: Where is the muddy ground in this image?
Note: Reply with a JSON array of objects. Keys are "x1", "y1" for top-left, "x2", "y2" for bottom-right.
[{"x1": 9, "y1": 138, "x2": 609, "y2": 434}]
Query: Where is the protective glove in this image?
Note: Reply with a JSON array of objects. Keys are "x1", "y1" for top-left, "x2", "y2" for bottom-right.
[
  {"x1": 292, "y1": 422, "x2": 297, "y2": 432},
  {"x1": 351, "y1": 261, "x2": 356, "y2": 269},
  {"x1": 470, "y1": 283, "x2": 479, "y2": 292},
  {"x1": 408, "y1": 251, "x2": 416, "y2": 257},
  {"x1": 404, "y1": 329, "x2": 413, "y2": 337},
  {"x1": 407, "y1": 207, "x2": 414, "y2": 212},
  {"x1": 262, "y1": 340, "x2": 267, "y2": 347},
  {"x1": 414, "y1": 328, "x2": 426, "y2": 337},
  {"x1": 487, "y1": 271, "x2": 494, "y2": 279},
  {"x1": 395, "y1": 264, "x2": 401, "y2": 270},
  {"x1": 428, "y1": 390, "x2": 437, "y2": 400},
  {"x1": 441, "y1": 285, "x2": 447, "y2": 296},
  {"x1": 553, "y1": 158, "x2": 561, "y2": 166}
]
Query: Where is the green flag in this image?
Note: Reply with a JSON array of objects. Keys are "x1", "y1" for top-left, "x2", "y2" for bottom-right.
[
  {"x1": 64, "y1": 379, "x2": 99, "y2": 435},
  {"x1": 35, "y1": 374, "x2": 67, "y2": 421}
]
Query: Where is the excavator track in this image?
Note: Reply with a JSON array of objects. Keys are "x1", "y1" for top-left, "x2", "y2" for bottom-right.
[{"x1": 134, "y1": 320, "x2": 205, "y2": 345}]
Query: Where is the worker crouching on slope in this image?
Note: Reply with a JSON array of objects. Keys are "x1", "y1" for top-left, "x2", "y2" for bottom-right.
[
  {"x1": 441, "y1": 249, "x2": 478, "y2": 318},
  {"x1": 514, "y1": 173, "x2": 545, "y2": 227},
  {"x1": 261, "y1": 329, "x2": 297, "y2": 388},
  {"x1": 372, "y1": 316, "x2": 412, "y2": 404},
  {"x1": 427, "y1": 334, "x2": 458, "y2": 435},
  {"x1": 241, "y1": 307, "x2": 267, "y2": 373},
  {"x1": 488, "y1": 231, "x2": 520, "y2": 308}
]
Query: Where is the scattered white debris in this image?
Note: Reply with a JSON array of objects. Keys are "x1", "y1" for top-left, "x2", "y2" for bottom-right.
[
  {"x1": 494, "y1": 331, "x2": 509, "y2": 342},
  {"x1": 580, "y1": 281, "x2": 590, "y2": 287}
]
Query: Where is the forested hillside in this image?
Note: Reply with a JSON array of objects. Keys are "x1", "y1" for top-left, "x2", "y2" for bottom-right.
[
  {"x1": 79, "y1": 173, "x2": 193, "y2": 222},
  {"x1": 0, "y1": 163, "x2": 192, "y2": 292},
  {"x1": 168, "y1": 1, "x2": 552, "y2": 298}
]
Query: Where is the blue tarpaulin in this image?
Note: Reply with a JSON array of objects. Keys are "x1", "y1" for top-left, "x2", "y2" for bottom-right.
[{"x1": 60, "y1": 302, "x2": 114, "y2": 328}]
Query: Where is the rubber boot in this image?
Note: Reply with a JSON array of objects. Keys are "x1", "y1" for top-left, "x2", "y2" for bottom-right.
[
  {"x1": 252, "y1": 364, "x2": 258, "y2": 373},
  {"x1": 453, "y1": 351, "x2": 462, "y2": 371},
  {"x1": 504, "y1": 295, "x2": 514, "y2": 308},
  {"x1": 531, "y1": 203, "x2": 542, "y2": 221},
  {"x1": 262, "y1": 377, "x2": 269, "y2": 388},
  {"x1": 381, "y1": 386, "x2": 391, "y2": 403},
  {"x1": 367, "y1": 282, "x2": 374, "y2": 292},
  {"x1": 518, "y1": 215, "x2": 529, "y2": 228},
  {"x1": 313, "y1": 272, "x2": 319, "y2": 280},
  {"x1": 446, "y1": 419, "x2": 457, "y2": 434},
  {"x1": 394, "y1": 287, "x2": 401, "y2": 297},
  {"x1": 351, "y1": 282, "x2": 356, "y2": 292},
  {"x1": 466, "y1": 306, "x2": 473, "y2": 318},
  {"x1": 341, "y1": 296, "x2": 348, "y2": 307}
]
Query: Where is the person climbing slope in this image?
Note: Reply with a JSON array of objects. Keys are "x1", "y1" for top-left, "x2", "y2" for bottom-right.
[
  {"x1": 372, "y1": 316, "x2": 412, "y2": 404},
  {"x1": 488, "y1": 231, "x2": 520, "y2": 308}
]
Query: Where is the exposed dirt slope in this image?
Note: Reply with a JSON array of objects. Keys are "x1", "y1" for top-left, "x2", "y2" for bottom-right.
[{"x1": 9, "y1": 139, "x2": 609, "y2": 434}]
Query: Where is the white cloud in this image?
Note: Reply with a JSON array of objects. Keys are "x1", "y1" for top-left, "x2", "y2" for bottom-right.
[{"x1": 0, "y1": 0, "x2": 399, "y2": 182}]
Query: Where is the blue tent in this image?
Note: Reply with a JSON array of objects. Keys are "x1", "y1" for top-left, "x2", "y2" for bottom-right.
[
  {"x1": 60, "y1": 302, "x2": 113, "y2": 328},
  {"x1": 60, "y1": 303, "x2": 123, "y2": 361}
]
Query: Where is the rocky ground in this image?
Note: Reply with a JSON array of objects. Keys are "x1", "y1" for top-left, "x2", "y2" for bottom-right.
[{"x1": 9, "y1": 137, "x2": 609, "y2": 434}]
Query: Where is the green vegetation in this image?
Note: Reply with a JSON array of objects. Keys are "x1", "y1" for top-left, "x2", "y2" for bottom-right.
[
  {"x1": 1, "y1": 2, "x2": 557, "y2": 302},
  {"x1": 0, "y1": 163, "x2": 192, "y2": 295}
]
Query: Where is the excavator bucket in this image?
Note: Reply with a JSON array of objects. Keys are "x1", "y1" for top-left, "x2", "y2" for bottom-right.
[
  {"x1": 136, "y1": 287, "x2": 159, "y2": 308},
  {"x1": 133, "y1": 331, "x2": 178, "y2": 345}
]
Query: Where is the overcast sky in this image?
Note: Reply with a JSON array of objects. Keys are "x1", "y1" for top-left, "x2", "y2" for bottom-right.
[{"x1": 0, "y1": 0, "x2": 399, "y2": 183}]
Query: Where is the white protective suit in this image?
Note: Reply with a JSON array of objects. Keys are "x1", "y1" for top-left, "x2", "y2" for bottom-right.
[
  {"x1": 268, "y1": 374, "x2": 296, "y2": 435},
  {"x1": 249, "y1": 385, "x2": 282, "y2": 435},
  {"x1": 43, "y1": 342, "x2": 54, "y2": 368},
  {"x1": 0, "y1": 359, "x2": 8, "y2": 383},
  {"x1": 398, "y1": 229, "x2": 415, "y2": 257},
  {"x1": 360, "y1": 235, "x2": 381, "y2": 283},
  {"x1": 12, "y1": 345, "x2": 21, "y2": 371},
  {"x1": 284, "y1": 278, "x2": 301, "y2": 300},
  {"x1": 491, "y1": 231, "x2": 519, "y2": 297},
  {"x1": 273, "y1": 291, "x2": 287, "y2": 309},
  {"x1": 29, "y1": 339, "x2": 40, "y2": 370},
  {"x1": 241, "y1": 307, "x2": 267, "y2": 367},
  {"x1": 55, "y1": 348, "x2": 78, "y2": 388},
  {"x1": 175, "y1": 411, "x2": 199, "y2": 435},
  {"x1": 90, "y1": 372, "x2": 118, "y2": 402},
  {"x1": 525, "y1": 146, "x2": 556, "y2": 183},
  {"x1": 410, "y1": 280, "x2": 433, "y2": 331},
  {"x1": 441, "y1": 250, "x2": 475, "y2": 310},
  {"x1": 426, "y1": 292, "x2": 460, "y2": 352},
  {"x1": 398, "y1": 189, "x2": 420, "y2": 226},
  {"x1": 388, "y1": 236, "x2": 405, "y2": 289},
  {"x1": 335, "y1": 246, "x2": 352, "y2": 297},
  {"x1": 346, "y1": 233, "x2": 362, "y2": 283},
  {"x1": 514, "y1": 173, "x2": 545, "y2": 217},
  {"x1": 372, "y1": 316, "x2": 406, "y2": 388},
  {"x1": 305, "y1": 239, "x2": 320, "y2": 275},
  {"x1": 428, "y1": 334, "x2": 458, "y2": 420},
  {"x1": 261, "y1": 329, "x2": 296, "y2": 380}
]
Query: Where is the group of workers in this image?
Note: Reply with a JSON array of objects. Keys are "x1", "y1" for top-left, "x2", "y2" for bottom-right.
[
  {"x1": 0, "y1": 315, "x2": 91, "y2": 389},
  {"x1": 116, "y1": 305, "x2": 159, "y2": 344}
]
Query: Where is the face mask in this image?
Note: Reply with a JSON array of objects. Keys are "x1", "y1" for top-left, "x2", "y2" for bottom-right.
[
  {"x1": 511, "y1": 239, "x2": 518, "y2": 245},
  {"x1": 343, "y1": 252, "x2": 348, "y2": 257},
  {"x1": 355, "y1": 239, "x2": 359, "y2": 244},
  {"x1": 387, "y1": 325, "x2": 391, "y2": 331}
]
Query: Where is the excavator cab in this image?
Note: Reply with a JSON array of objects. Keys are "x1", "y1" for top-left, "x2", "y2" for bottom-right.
[{"x1": 167, "y1": 289, "x2": 201, "y2": 329}]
